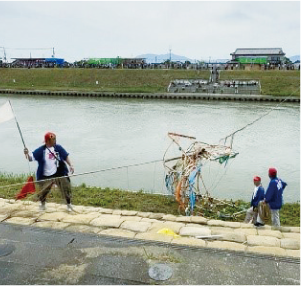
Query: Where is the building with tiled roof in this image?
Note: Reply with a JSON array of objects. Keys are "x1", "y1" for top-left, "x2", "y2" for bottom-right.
[{"x1": 230, "y1": 48, "x2": 286, "y2": 65}]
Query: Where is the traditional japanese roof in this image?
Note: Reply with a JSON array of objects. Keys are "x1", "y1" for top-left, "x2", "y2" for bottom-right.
[{"x1": 231, "y1": 48, "x2": 285, "y2": 56}]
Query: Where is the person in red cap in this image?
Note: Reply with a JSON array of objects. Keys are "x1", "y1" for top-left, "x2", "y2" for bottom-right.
[
  {"x1": 255, "y1": 167, "x2": 287, "y2": 227},
  {"x1": 244, "y1": 176, "x2": 265, "y2": 224},
  {"x1": 24, "y1": 132, "x2": 75, "y2": 211}
]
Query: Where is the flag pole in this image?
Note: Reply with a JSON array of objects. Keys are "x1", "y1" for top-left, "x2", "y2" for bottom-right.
[
  {"x1": 8, "y1": 100, "x2": 26, "y2": 148},
  {"x1": 7, "y1": 101, "x2": 34, "y2": 194}
]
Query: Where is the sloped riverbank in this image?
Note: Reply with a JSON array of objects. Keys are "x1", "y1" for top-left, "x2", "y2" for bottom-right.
[{"x1": 0, "y1": 69, "x2": 299, "y2": 96}]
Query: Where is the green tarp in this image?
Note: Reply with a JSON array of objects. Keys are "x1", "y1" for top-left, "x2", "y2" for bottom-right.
[
  {"x1": 236, "y1": 57, "x2": 267, "y2": 64},
  {"x1": 87, "y1": 58, "x2": 122, "y2": 65}
]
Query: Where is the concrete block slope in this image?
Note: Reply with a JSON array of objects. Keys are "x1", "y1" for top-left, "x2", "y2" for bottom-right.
[{"x1": 0, "y1": 199, "x2": 299, "y2": 259}]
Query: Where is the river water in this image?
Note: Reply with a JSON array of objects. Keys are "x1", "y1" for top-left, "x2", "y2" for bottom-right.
[{"x1": 0, "y1": 95, "x2": 299, "y2": 202}]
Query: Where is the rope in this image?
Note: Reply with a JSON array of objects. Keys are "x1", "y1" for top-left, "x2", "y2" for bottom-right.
[
  {"x1": 209, "y1": 158, "x2": 235, "y2": 193},
  {"x1": 219, "y1": 89, "x2": 300, "y2": 145},
  {"x1": 126, "y1": 166, "x2": 129, "y2": 190},
  {"x1": 152, "y1": 161, "x2": 157, "y2": 190},
  {"x1": 0, "y1": 159, "x2": 163, "y2": 189},
  {"x1": 162, "y1": 140, "x2": 175, "y2": 172},
  {"x1": 200, "y1": 174, "x2": 210, "y2": 196}
]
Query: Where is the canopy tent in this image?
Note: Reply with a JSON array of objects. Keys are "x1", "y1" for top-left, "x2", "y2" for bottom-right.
[{"x1": 45, "y1": 58, "x2": 65, "y2": 65}]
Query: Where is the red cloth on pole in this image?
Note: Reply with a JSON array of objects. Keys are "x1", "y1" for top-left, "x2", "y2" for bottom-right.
[{"x1": 15, "y1": 176, "x2": 36, "y2": 200}]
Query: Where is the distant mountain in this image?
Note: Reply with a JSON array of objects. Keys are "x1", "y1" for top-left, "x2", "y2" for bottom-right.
[
  {"x1": 289, "y1": 55, "x2": 300, "y2": 63},
  {"x1": 210, "y1": 59, "x2": 230, "y2": 64},
  {"x1": 136, "y1": 53, "x2": 193, "y2": 64}
]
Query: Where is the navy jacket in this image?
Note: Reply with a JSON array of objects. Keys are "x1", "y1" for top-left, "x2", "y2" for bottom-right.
[
  {"x1": 251, "y1": 186, "x2": 265, "y2": 208},
  {"x1": 265, "y1": 177, "x2": 287, "y2": 210},
  {"x1": 32, "y1": 144, "x2": 69, "y2": 181}
]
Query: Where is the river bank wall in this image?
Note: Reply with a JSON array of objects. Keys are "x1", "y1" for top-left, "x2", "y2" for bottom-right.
[{"x1": 0, "y1": 89, "x2": 299, "y2": 102}]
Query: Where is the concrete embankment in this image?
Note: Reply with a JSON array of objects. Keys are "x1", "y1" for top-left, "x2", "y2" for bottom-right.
[
  {"x1": 0, "y1": 198, "x2": 299, "y2": 260},
  {"x1": 0, "y1": 89, "x2": 299, "y2": 102}
]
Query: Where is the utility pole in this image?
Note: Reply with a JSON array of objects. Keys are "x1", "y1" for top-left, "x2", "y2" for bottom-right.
[
  {"x1": 52, "y1": 47, "x2": 55, "y2": 58},
  {"x1": 169, "y1": 46, "x2": 172, "y2": 69},
  {"x1": 0, "y1": 47, "x2": 7, "y2": 63}
]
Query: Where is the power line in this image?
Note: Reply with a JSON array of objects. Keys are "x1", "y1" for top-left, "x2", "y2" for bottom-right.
[{"x1": 4, "y1": 47, "x2": 53, "y2": 50}]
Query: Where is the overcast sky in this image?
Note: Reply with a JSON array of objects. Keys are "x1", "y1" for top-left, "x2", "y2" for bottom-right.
[{"x1": 0, "y1": 1, "x2": 300, "y2": 62}]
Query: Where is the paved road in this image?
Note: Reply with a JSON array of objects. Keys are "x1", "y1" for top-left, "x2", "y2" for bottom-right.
[{"x1": 0, "y1": 223, "x2": 299, "y2": 285}]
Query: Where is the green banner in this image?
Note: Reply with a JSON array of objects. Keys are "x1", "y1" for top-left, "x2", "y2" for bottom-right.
[{"x1": 236, "y1": 57, "x2": 267, "y2": 64}]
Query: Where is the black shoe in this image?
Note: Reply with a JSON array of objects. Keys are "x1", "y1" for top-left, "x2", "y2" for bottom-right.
[{"x1": 254, "y1": 222, "x2": 265, "y2": 227}]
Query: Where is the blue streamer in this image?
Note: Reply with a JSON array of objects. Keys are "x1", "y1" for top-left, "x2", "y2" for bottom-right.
[{"x1": 188, "y1": 166, "x2": 201, "y2": 214}]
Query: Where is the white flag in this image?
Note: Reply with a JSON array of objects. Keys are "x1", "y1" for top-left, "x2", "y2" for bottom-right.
[{"x1": 0, "y1": 101, "x2": 15, "y2": 124}]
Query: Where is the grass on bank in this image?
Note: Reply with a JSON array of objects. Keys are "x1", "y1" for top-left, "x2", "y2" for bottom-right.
[
  {"x1": 0, "y1": 68, "x2": 299, "y2": 97},
  {"x1": 0, "y1": 69, "x2": 210, "y2": 94},
  {"x1": 219, "y1": 70, "x2": 300, "y2": 97},
  {"x1": 0, "y1": 172, "x2": 299, "y2": 227}
]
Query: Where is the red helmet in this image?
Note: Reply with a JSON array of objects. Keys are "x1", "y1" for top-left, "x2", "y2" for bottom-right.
[
  {"x1": 268, "y1": 167, "x2": 277, "y2": 177},
  {"x1": 253, "y1": 176, "x2": 261, "y2": 182},
  {"x1": 44, "y1": 132, "x2": 56, "y2": 142}
]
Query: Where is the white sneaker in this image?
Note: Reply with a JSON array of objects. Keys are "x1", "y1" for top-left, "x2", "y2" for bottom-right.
[
  {"x1": 67, "y1": 204, "x2": 74, "y2": 212},
  {"x1": 39, "y1": 202, "x2": 46, "y2": 211}
]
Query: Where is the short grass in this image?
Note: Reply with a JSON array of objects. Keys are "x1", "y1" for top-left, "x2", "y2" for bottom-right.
[
  {"x1": 0, "y1": 68, "x2": 299, "y2": 96},
  {"x1": 220, "y1": 70, "x2": 300, "y2": 96},
  {"x1": 0, "y1": 172, "x2": 299, "y2": 227},
  {"x1": 0, "y1": 69, "x2": 209, "y2": 93}
]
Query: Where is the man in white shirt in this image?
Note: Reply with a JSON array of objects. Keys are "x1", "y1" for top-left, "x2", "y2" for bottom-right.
[{"x1": 24, "y1": 132, "x2": 74, "y2": 211}]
